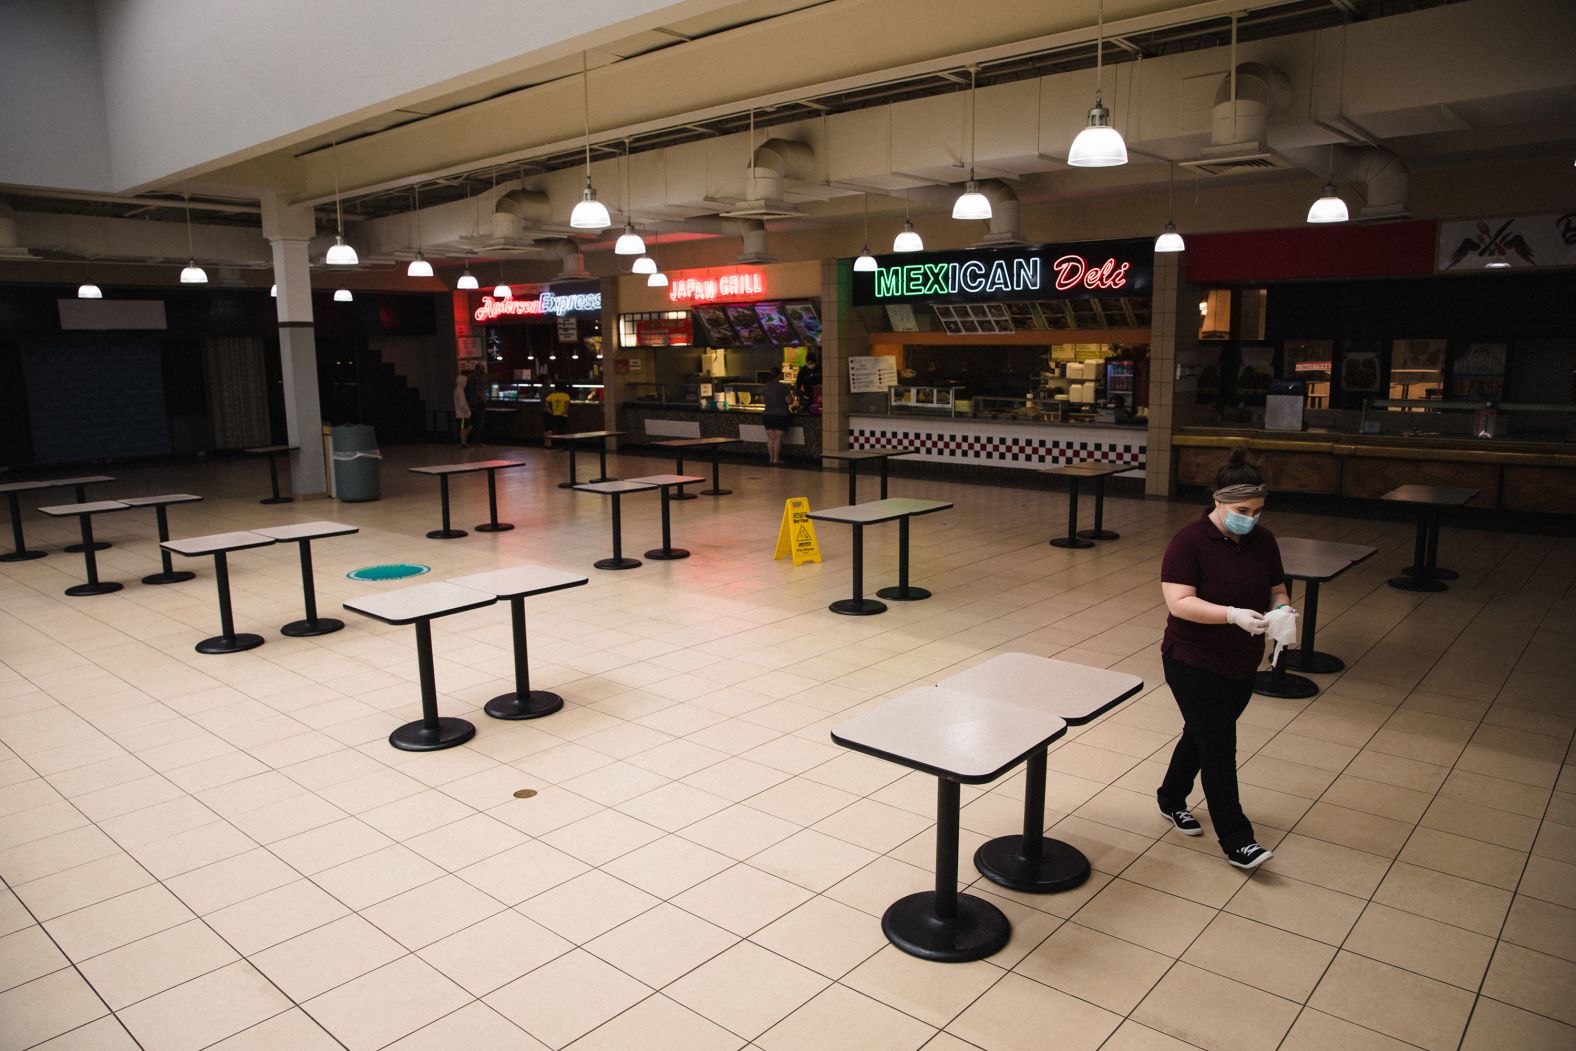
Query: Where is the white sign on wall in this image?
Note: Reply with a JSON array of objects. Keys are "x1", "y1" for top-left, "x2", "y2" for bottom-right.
[
  {"x1": 848, "y1": 355, "x2": 898, "y2": 393},
  {"x1": 1437, "y1": 214, "x2": 1576, "y2": 271}
]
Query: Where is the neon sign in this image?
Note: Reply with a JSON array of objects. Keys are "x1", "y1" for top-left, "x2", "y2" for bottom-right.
[
  {"x1": 665, "y1": 269, "x2": 766, "y2": 304},
  {"x1": 852, "y1": 240, "x2": 1151, "y2": 306},
  {"x1": 474, "y1": 289, "x2": 601, "y2": 322}
]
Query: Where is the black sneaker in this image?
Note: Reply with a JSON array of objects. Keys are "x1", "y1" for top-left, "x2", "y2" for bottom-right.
[
  {"x1": 1161, "y1": 807, "x2": 1204, "y2": 837},
  {"x1": 1225, "y1": 843, "x2": 1273, "y2": 870}
]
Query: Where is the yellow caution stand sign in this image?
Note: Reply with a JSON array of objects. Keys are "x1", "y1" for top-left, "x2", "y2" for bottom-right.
[{"x1": 773, "y1": 497, "x2": 821, "y2": 565}]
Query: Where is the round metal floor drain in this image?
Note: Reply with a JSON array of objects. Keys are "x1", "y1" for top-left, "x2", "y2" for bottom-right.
[
  {"x1": 513, "y1": 788, "x2": 538, "y2": 799},
  {"x1": 346, "y1": 563, "x2": 430, "y2": 582}
]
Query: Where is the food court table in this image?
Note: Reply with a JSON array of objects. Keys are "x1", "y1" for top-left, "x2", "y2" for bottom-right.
[
  {"x1": 1273, "y1": 536, "x2": 1379, "y2": 677},
  {"x1": 556, "y1": 431, "x2": 624, "y2": 489},
  {"x1": 1, "y1": 480, "x2": 56, "y2": 562},
  {"x1": 652, "y1": 437, "x2": 741, "y2": 498},
  {"x1": 244, "y1": 445, "x2": 297, "y2": 505},
  {"x1": 822, "y1": 448, "x2": 915, "y2": 505},
  {"x1": 807, "y1": 498, "x2": 952, "y2": 615},
  {"x1": 448, "y1": 565, "x2": 588, "y2": 720},
  {"x1": 120, "y1": 494, "x2": 204, "y2": 585},
  {"x1": 1382, "y1": 484, "x2": 1476, "y2": 592},
  {"x1": 1041, "y1": 463, "x2": 1136, "y2": 549},
  {"x1": 572, "y1": 480, "x2": 659, "y2": 570},
  {"x1": 408, "y1": 459, "x2": 528, "y2": 539},
  {"x1": 35, "y1": 501, "x2": 134, "y2": 596},
  {"x1": 252, "y1": 520, "x2": 360, "y2": 637},
  {"x1": 161, "y1": 531, "x2": 277, "y2": 653},
  {"x1": 626, "y1": 475, "x2": 706, "y2": 560}
]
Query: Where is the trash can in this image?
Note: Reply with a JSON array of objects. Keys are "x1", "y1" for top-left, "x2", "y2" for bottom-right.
[{"x1": 331, "y1": 424, "x2": 381, "y2": 501}]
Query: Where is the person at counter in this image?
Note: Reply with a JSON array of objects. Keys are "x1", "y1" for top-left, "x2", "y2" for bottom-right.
[
  {"x1": 761, "y1": 371, "x2": 792, "y2": 465},
  {"x1": 543, "y1": 384, "x2": 570, "y2": 447},
  {"x1": 794, "y1": 351, "x2": 821, "y2": 412}
]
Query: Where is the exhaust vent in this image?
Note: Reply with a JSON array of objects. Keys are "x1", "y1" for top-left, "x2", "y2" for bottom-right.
[
  {"x1": 1179, "y1": 152, "x2": 1293, "y2": 176},
  {"x1": 713, "y1": 199, "x2": 806, "y2": 220}
]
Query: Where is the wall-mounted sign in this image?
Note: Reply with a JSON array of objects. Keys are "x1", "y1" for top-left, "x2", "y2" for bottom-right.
[
  {"x1": 635, "y1": 318, "x2": 694, "y2": 346},
  {"x1": 664, "y1": 267, "x2": 767, "y2": 305},
  {"x1": 851, "y1": 240, "x2": 1152, "y2": 306},
  {"x1": 472, "y1": 281, "x2": 602, "y2": 323},
  {"x1": 557, "y1": 316, "x2": 579, "y2": 341},
  {"x1": 1437, "y1": 214, "x2": 1576, "y2": 271}
]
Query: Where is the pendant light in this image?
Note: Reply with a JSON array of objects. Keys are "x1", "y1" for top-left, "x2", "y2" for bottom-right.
[
  {"x1": 456, "y1": 265, "x2": 479, "y2": 290},
  {"x1": 325, "y1": 142, "x2": 359, "y2": 265},
  {"x1": 269, "y1": 284, "x2": 277, "y2": 297},
  {"x1": 456, "y1": 184, "x2": 481, "y2": 289},
  {"x1": 893, "y1": 191, "x2": 924, "y2": 252},
  {"x1": 631, "y1": 248, "x2": 657, "y2": 275},
  {"x1": 614, "y1": 140, "x2": 646, "y2": 255},
  {"x1": 646, "y1": 233, "x2": 668, "y2": 287},
  {"x1": 77, "y1": 282, "x2": 102, "y2": 299},
  {"x1": 406, "y1": 185, "x2": 434, "y2": 277},
  {"x1": 334, "y1": 288, "x2": 353, "y2": 302},
  {"x1": 569, "y1": 53, "x2": 611, "y2": 230},
  {"x1": 1306, "y1": 146, "x2": 1349, "y2": 223},
  {"x1": 1154, "y1": 162, "x2": 1186, "y2": 252},
  {"x1": 853, "y1": 195, "x2": 877, "y2": 271},
  {"x1": 179, "y1": 195, "x2": 208, "y2": 284},
  {"x1": 1068, "y1": 0, "x2": 1129, "y2": 167},
  {"x1": 952, "y1": 66, "x2": 992, "y2": 220}
]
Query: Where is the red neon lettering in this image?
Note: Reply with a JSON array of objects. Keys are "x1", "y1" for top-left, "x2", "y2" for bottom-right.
[
  {"x1": 1051, "y1": 255, "x2": 1130, "y2": 292},
  {"x1": 666, "y1": 270, "x2": 767, "y2": 303}
]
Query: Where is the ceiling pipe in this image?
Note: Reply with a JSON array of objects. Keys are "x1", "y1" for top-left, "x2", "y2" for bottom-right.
[
  {"x1": 1336, "y1": 144, "x2": 1411, "y2": 221},
  {"x1": 736, "y1": 219, "x2": 777, "y2": 264},
  {"x1": 491, "y1": 189, "x2": 553, "y2": 241},
  {"x1": 0, "y1": 204, "x2": 20, "y2": 249},
  {"x1": 1210, "y1": 62, "x2": 1291, "y2": 147},
  {"x1": 744, "y1": 138, "x2": 817, "y2": 202},
  {"x1": 970, "y1": 180, "x2": 1023, "y2": 246},
  {"x1": 537, "y1": 236, "x2": 590, "y2": 278}
]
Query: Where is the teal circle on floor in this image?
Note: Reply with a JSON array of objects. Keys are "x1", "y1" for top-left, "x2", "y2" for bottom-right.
[{"x1": 346, "y1": 563, "x2": 430, "y2": 582}]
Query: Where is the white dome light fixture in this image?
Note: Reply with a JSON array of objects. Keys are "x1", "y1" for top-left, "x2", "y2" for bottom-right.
[
  {"x1": 325, "y1": 141, "x2": 359, "y2": 265},
  {"x1": 853, "y1": 194, "x2": 878, "y2": 272},
  {"x1": 77, "y1": 283, "x2": 102, "y2": 299},
  {"x1": 1067, "y1": 0, "x2": 1129, "y2": 168},
  {"x1": 645, "y1": 232, "x2": 668, "y2": 286},
  {"x1": 1306, "y1": 146, "x2": 1349, "y2": 224},
  {"x1": 492, "y1": 282, "x2": 512, "y2": 299},
  {"x1": 456, "y1": 266, "x2": 479, "y2": 290},
  {"x1": 1485, "y1": 260, "x2": 1511, "y2": 269},
  {"x1": 614, "y1": 224, "x2": 646, "y2": 255},
  {"x1": 1154, "y1": 162, "x2": 1186, "y2": 253},
  {"x1": 631, "y1": 254, "x2": 657, "y2": 275},
  {"x1": 179, "y1": 195, "x2": 208, "y2": 284},
  {"x1": 952, "y1": 66, "x2": 992, "y2": 221},
  {"x1": 646, "y1": 270, "x2": 669, "y2": 287},
  {"x1": 893, "y1": 190, "x2": 923, "y2": 252},
  {"x1": 568, "y1": 53, "x2": 611, "y2": 230},
  {"x1": 334, "y1": 288, "x2": 353, "y2": 302},
  {"x1": 406, "y1": 253, "x2": 434, "y2": 278},
  {"x1": 269, "y1": 283, "x2": 278, "y2": 297}
]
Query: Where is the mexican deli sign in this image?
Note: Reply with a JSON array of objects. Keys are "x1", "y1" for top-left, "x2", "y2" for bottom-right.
[{"x1": 852, "y1": 240, "x2": 1151, "y2": 306}]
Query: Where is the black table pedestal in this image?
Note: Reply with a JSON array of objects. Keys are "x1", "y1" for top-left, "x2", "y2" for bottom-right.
[
  {"x1": 1050, "y1": 477, "x2": 1094, "y2": 549},
  {"x1": 1076, "y1": 476, "x2": 1120, "y2": 542},
  {"x1": 474, "y1": 469, "x2": 514, "y2": 533},
  {"x1": 281, "y1": 540, "x2": 343, "y2": 637},
  {"x1": 427, "y1": 476, "x2": 467, "y2": 540},
  {"x1": 974, "y1": 751, "x2": 1091, "y2": 892},
  {"x1": 670, "y1": 452, "x2": 697, "y2": 500},
  {"x1": 1389, "y1": 508, "x2": 1447, "y2": 592},
  {"x1": 590, "y1": 443, "x2": 615, "y2": 485},
  {"x1": 484, "y1": 597, "x2": 564, "y2": 720},
  {"x1": 2, "y1": 493, "x2": 46, "y2": 562},
  {"x1": 830, "y1": 522, "x2": 885, "y2": 616},
  {"x1": 882, "y1": 778, "x2": 1010, "y2": 963},
  {"x1": 846, "y1": 462, "x2": 860, "y2": 506},
  {"x1": 142, "y1": 505, "x2": 195, "y2": 585},
  {"x1": 64, "y1": 515, "x2": 122, "y2": 597},
  {"x1": 260, "y1": 451, "x2": 293, "y2": 505},
  {"x1": 877, "y1": 517, "x2": 929, "y2": 601},
  {"x1": 195, "y1": 552, "x2": 264, "y2": 654},
  {"x1": 646, "y1": 487, "x2": 689, "y2": 561},
  {"x1": 64, "y1": 485, "x2": 111, "y2": 553},
  {"x1": 1254, "y1": 645, "x2": 1318, "y2": 699},
  {"x1": 390, "y1": 619, "x2": 476, "y2": 750},
  {"x1": 595, "y1": 493, "x2": 641, "y2": 571},
  {"x1": 1282, "y1": 580, "x2": 1343, "y2": 674},
  {"x1": 700, "y1": 452, "x2": 729, "y2": 497},
  {"x1": 1403, "y1": 513, "x2": 1457, "y2": 578},
  {"x1": 558, "y1": 446, "x2": 581, "y2": 490}
]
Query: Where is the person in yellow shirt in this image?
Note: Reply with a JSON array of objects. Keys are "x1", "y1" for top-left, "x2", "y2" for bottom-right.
[{"x1": 544, "y1": 384, "x2": 571, "y2": 447}]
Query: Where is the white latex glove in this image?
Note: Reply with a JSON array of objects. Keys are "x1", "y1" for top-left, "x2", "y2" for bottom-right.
[
  {"x1": 1263, "y1": 605, "x2": 1300, "y2": 665},
  {"x1": 1225, "y1": 607, "x2": 1268, "y2": 636}
]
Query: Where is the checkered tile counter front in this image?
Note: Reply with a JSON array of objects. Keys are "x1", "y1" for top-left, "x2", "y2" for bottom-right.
[{"x1": 848, "y1": 414, "x2": 1147, "y2": 476}]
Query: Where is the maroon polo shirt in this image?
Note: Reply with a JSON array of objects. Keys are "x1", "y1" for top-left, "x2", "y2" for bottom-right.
[{"x1": 1161, "y1": 511, "x2": 1286, "y2": 680}]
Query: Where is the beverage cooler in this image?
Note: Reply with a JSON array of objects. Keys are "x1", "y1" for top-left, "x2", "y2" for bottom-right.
[{"x1": 1105, "y1": 359, "x2": 1135, "y2": 397}]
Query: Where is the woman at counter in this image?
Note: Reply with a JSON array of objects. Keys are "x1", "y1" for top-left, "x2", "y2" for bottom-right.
[{"x1": 761, "y1": 371, "x2": 792, "y2": 465}]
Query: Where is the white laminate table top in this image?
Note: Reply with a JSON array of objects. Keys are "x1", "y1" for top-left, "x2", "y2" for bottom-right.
[
  {"x1": 36, "y1": 500, "x2": 132, "y2": 517},
  {"x1": 252, "y1": 520, "x2": 360, "y2": 542},
  {"x1": 625, "y1": 474, "x2": 707, "y2": 487},
  {"x1": 653, "y1": 437, "x2": 742, "y2": 448},
  {"x1": 1040, "y1": 463, "x2": 1138, "y2": 479},
  {"x1": 573, "y1": 480, "x2": 659, "y2": 495},
  {"x1": 408, "y1": 459, "x2": 527, "y2": 475},
  {"x1": 0, "y1": 480, "x2": 56, "y2": 494},
  {"x1": 448, "y1": 564, "x2": 589, "y2": 599},
  {"x1": 120, "y1": 494, "x2": 204, "y2": 507},
  {"x1": 822, "y1": 449, "x2": 915, "y2": 462},
  {"x1": 161, "y1": 531, "x2": 275, "y2": 556},
  {"x1": 342, "y1": 581, "x2": 497, "y2": 625},
  {"x1": 807, "y1": 498, "x2": 953, "y2": 525},
  {"x1": 559, "y1": 431, "x2": 624, "y2": 441},
  {"x1": 937, "y1": 653, "x2": 1144, "y2": 725},
  {"x1": 43, "y1": 475, "x2": 116, "y2": 487},
  {"x1": 831, "y1": 685, "x2": 1068, "y2": 783},
  {"x1": 1274, "y1": 536, "x2": 1379, "y2": 582}
]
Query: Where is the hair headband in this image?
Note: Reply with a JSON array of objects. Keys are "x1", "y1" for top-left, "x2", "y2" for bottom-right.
[{"x1": 1214, "y1": 483, "x2": 1267, "y2": 502}]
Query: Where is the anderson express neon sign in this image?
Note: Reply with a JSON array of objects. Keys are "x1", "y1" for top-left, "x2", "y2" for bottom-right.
[
  {"x1": 474, "y1": 289, "x2": 602, "y2": 322},
  {"x1": 872, "y1": 254, "x2": 1129, "y2": 298}
]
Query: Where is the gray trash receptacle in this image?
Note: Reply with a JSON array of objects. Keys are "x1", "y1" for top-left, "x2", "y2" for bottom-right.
[{"x1": 332, "y1": 425, "x2": 381, "y2": 501}]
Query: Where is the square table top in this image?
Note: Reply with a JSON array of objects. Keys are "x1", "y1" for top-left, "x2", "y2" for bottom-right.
[
  {"x1": 1381, "y1": 484, "x2": 1478, "y2": 507},
  {"x1": 0, "y1": 480, "x2": 59, "y2": 494},
  {"x1": 807, "y1": 498, "x2": 953, "y2": 525},
  {"x1": 937, "y1": 653, "x2": 1144, "y2": 725},
  {"x1": 120, "y1": 493, "x2": 204, "y2": 507},
  {"x1": 408, "y1": 459, "x2": 528, "y2": 476},
  {"x1": 448, "y1": 564, "x2": 588, "y2": 600},
  {"x1": 161, "y1": 531, "x2": 275, "y2": 556},
  {"x1": 37, "y1": 500, "x2": 132, "y2": 517},
  {"x1": 252, "y1": 520, "x2": 360, "y2": 543},
  {"x1": 832, "y1": 685, "x2": 1068, "y2": 783},
  {"x1": 822, "y1": 448, "x2": 915, "y2": 462},
  {"x1": 243, "y1": 445, "x2": 297, "y2": 455},
  {"x1": 653, "y1": 437, "x2": 742, "y2": 448},
  {"x1": 1040, "y1": 462, "x2": 1138, "y2": 480},
  {"x1": 625, "y1": 474, "x2": 707, "y2": 488},
  {"x1": 343, "y1": 581, "x2": 496, "y2": 625},
  {"x1": 43, "y1": 475, "x2": 116, "y2": 487},
  {"x1": 1274, "y1": 536, "x2": 1379, "y2": 582},
  {"x1": 572, "y1": 480, "x2": 659, "y2": 495},
  {"x1": 559, "y1": 431, "x2": 624, "y2": 441}
]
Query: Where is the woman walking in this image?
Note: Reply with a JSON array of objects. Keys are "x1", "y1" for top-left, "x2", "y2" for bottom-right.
[{"x1": 1156, "y1": 449, "x2": 1290, "y2": 870}]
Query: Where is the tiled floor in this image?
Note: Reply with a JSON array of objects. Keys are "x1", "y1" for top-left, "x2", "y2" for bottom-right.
[{"x1": 2, "y1": 443, "x2": 1573, "y2": 1050}]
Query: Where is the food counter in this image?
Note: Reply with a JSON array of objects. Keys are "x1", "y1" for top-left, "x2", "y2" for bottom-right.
[
  {"x1": 622, "y1": 403, "x2": 823, "y2": 461},
  {"x1": 479, "y1": 399, "x2": 606, "y2": 444},
  {"x1": 848, "y1": 412, "x2": 1147, "y2": 477},
  {"x1": 1172, "y1": 428, "x2": 1576, "y2": 514}
]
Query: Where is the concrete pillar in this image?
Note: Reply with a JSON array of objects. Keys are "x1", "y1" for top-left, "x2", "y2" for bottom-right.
[
  {"x1": 261, "y1": 193, "x2": 326, "y2": 496},
  {"x1": 818, "y1": 258, "x2": 865, "y2": 458},
  {"x1": 598, "y1": 278, "x2": 622, "y2": 442},
  {"x1": 1144, "y1": 251, "x2": 1180, "y2": 498}
]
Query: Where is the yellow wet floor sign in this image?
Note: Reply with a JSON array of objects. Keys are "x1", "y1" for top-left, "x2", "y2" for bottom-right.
[{"x1": 773, "y1": 497, "x2": 821, "y2": 565}]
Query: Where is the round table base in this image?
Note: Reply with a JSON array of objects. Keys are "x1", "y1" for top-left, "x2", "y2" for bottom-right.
[
  {"x1": 1285, "y1": 650, "x2": 1345, "y2": 674},
  {"x1": 485, "y1": 690, "x2": 565, "y2": 720},
  {"x1": 974, "y1": 836, "x2": 1092, "y2": 893},
  {"x1": 881, "y1": 891, "x2": 1011, "y2": 963},
  {"x1": 556, "y1": 481, "x2": 578, "y2": 490},
  {"x1": 64, "y1": 542, "x2": 111, "y2": 553},
  {"x1": 1049, "y1": 536, "x2": 1095, "y2": 550},
  {"x1": 475, "y1": 523, "x2": 514, "y2": 533},
  {"x1": 830, "y1": 598, "x2": 887, "y2": 616},
  {"x1": 1403, "y1": 565, "x2": 1458, "y2": 580},
  {"x1": 390, "y1": 716, "x2": 476, "y2": 752},
  {"x1": 142, "y1": 570, "x2": 196, "y2": 586},
  {"x1": 700, "y1": 489, "x2": 731, "y2": 497},
  {"x1": 259, "y1": 496, "x2": 294, "y2": 506},
  {"x1": 595, "y1": 556, "x2": 642, "y2": 571},
  {"x1": 645, "y1": 548, "x2": 690, "y2": 561},
  {"x1": 877, "y1": 585, "x2": 931, "y2": 601},
  {"x1": 426, "y1": 528, "x2": 468, "y2": 540},
  {"x1": 1388, "y1": 575, "x2": 1447, "y2": 593},
  {"x1": 0, "y1": 549, "x2": 47, "y2": 562},
  {"x1": 1253, "y1": 670, "x2": 1320, "y2": 699},
  {"x1": 1076, "y1": 529, "x2": 1121, "y2": 541},
  {"x1": 196, "y1": 633, "x2": 265, "y2": 655},
  {"x1": 282, "y1": 618, "x2": 344, "y2": 638},
  {"x1": 65, "y1": 581, "x2": 123, "y2": 597},
  {"x1": 671, "y1": 492, "x2": 698, "y2": 501}
]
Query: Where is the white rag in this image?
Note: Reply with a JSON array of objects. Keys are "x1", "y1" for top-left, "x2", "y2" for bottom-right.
[{"x1": 1263, "y1": 605, "x2": 1299, "y2": 667}]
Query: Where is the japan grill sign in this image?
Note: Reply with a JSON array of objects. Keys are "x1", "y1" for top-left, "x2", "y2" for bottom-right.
[{"x1": 851, "y1": 240, "x2": 1152, "y2": 306}]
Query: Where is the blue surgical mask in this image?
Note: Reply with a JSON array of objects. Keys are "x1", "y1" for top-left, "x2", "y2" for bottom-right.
[{"x1": 1223, "y1": 509, "x2": 1259, "y2": 535}]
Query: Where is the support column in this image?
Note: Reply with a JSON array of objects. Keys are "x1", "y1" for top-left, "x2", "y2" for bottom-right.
[
  {"x1": 1144, "y1": 251, "x2": 1181, "y2": 498},
  {"x1": 261, "y1": 193, "x2": 327, "y2": 497},
  {"x1": 819, "y1": 258, "x2": 866, "y2": 462}
]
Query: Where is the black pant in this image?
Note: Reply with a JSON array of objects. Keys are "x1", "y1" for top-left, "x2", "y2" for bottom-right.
[{"x1": 1157, "y1": 653, "x2": 1256, "y2": 851}]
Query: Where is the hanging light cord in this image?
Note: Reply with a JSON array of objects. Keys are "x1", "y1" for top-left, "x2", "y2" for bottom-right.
[
  {"x1": 332, "y1": 142, "x2": 344, "y2": 235},
  {"x1": 183, "y1": 194, "x2": 195, "y2": 258},
  {"x1": 413, "y1": 185, "x2": 422, "y2": 251},
  {"x1": 968, "y1": 66, "x2": 979, "y2": 179},
  {"x1": 1095, "y1": 0, "x2": 1104, "y2": 99},
  {"x1": 1167, "y1": 161, "x2": 1176, "y2": 220},
  {"x1": 582, "y1": 53, "x2": 593, "y2": 177}
]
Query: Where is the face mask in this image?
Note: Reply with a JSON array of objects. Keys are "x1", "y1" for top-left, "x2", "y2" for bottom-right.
[{"x1": 1222, "y1": 509, "x2": 1259, "y2": 535}]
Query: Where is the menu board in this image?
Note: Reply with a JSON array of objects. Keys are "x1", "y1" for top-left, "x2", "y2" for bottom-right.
[
  {"x1": 1451, "y1": 342, "x2": 1507, "y2": 400},
  {"x1": 783, "y1": 302, "x2": 821, "y2": 343},
  {"x1": 693, "y1": 306, "x2": 738, "y2": 347},
  {"x1": 634, "y1": 318, "x2": 693, "y2": 347},
  {"x1": 849, "y1": 356, "x2": 899, "y2": 393},
  {"x1": 752, "y1": 302, "x2": 794, "y2": 344},
  {"x1": 725, "y1": 304, "x2": 769, "y2": 345}
]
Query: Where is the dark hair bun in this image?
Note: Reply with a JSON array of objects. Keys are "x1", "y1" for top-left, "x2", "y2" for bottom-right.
[
  {"x1": 1226, "y1": 447, "x2": 1249, "y2": 465},
  {"x1": 1214, "y1": 447, "x2": 1264, "y2": 490}
]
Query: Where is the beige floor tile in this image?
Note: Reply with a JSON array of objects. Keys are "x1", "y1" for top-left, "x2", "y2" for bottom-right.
[
  {"x1": 1461, "y1": 996, "x2": 1576, "y2": 1051},
  {"x1": 418, "y1": 909, "x2": 572, "y2": 996},
  {"x1": 269, "y1": 817, "x2": 393, "y2": 875},
  {"x1": 205, "y1": 1009, "x2": 343, "y2": 1050},
  {"x1": 1420, "y1": 796, "x2": 1541, "y2": 851},
  {"x1": 403, "y1": 811, "x2": 527, "y2": 870},
  {"x1": 949, "y1": 972, "x2": 1120, "y2": 1051},
  {"x1": 76, "y1": 919, "x2": 238, "y2": 1009},
  {"x1": 303, "y1": 955, "x2": 471, "y2": 1051},
  {"x1": 0, "y1": 824, "x2": 122, "y2": 887},
  {"x1": 566, "y1": 993, "x2": 744, "y2": 1051},
  {"x1": 600, "y1": 834, "x2": 733, "y2": 900},
  {"x1": 161, "y1": 848, "x2": 298, "y2": 915},
  {"x1": 749, "y1": 896, "x2": 888, "y2": 979},
  {"x1": 1534, "y1": 820, "x2": 1576, "y2": 864},
  {"x1": 1369, "y1": 861, "x2": 1511, "y2": 937},
  {"x1": 842, "y1": 944, "x2": 1003, "y2": 1028},
  {"x1": 1398, "y1": 827, "x2": 1527, "y2": 890},
  {"x1": 1481, "y1": 942, "x2": 1576, "y2": 1027},
  {"x1": 1501, "y1": 893, "x2": 1576, "y2": 962},
  {"x1": 249, "y1": 914, "x2": 406, "y2": 1002},
  {"x1": 1224, "y1": 872, "x2": 1367, "y2": 945},
  {"x1": 1181, "y1": 912, "x2": 1335, "y2": 1002},
  {"x1": 384, "y1": 1002, "x2": 547, "y2": 1051},
  {"x1": 748, "y1": 828, "x2": 879, "y2": 893},
  {"x1": 1321, "y1": 774, "x2": 1433, "y2": 823},
  {"x1": 28, "y1": 1014, "x2": 143, "y2": 1050},
  {"x1": 1122, "y1": 840, "x2": 1249, "y2": 908},
  {"x1": 1262, "y1": 832, "x2": 1393, "y2": 898},
  {"x1": 42, "y1": 883, "x2": 194, "y2": 961},
  {"x1": 1280, "y1": 1008, "x2": 1420, "y2": 1051},
  {"x1": 1135, "y1": 963, "x2": 1301, "y2": 1051},
  {"x1": 1344, "y1": 902, "x2": 1495, "y2": 990},
  {"x1": 1073, "y1": 878, "x2": 1215, "y2": 957},
  {"x1": 205, "y1": 879, "x2": 350, "y2": 955},
  {"x1": 361, "y1": 874, "x2": 504, "y2": 950},
  {"x1": 1308, "y1": 951, "x2": 1475, "y2": 1051},
  {"x1": 14, "y1": 853, "x2": 154, "y2": 922},
  {"x1": 673, "y1": 863, "x2": 814, "y2": 936},
  {"x1": 118, "y1": 961, "x2": 290, "y2": 1051},
  {"x1": 539, "y1": 807, "x2": 666, "y2": 866},
  {"x1": 1343, "y1": 751, "x2": 1448, "y2": 794},
  {"x1": 757, "y1": 983, "x2": 934, "y2": 1051},
  {"x1": 311, "y1": 844, "x2": 445, "y2": 910},
  {"x1": 1014, "y1": 921, "x2": 1170, "y2": 1014},
  {"x1": 666, "y1": 941, "x2": 828, "y2": 1041},
  {"x1": 1518, "y1": 854, "x2": 1576, "y2": 908},
  {"x1": 1099, "y1": 1019, "x2": 1206, "y2": 1050},
  {"x1": 0, "y1": 968, "x2": 110, "y2": 1050},
  {"x1": 812, "y1": 798, "x2": 933, "y2": 854},
  {"x1": 1293, "y1": 801, "x2": 1414, "y2": 858},
  {"x1": 453, "y1": 838, "x2": 589, "y2": 906},
  {"x1": 517, "y1": 869, "x2": 659, "y2": 944},
  {"x1": 585, "y1": 903, "x2": 737, "y2": 988},
  {"x1": 0, "y1": 925, "x2": 67, "y2": 993},
  {"x1": 486, "y1": 948, "x2": 652, "y2": 1048}
]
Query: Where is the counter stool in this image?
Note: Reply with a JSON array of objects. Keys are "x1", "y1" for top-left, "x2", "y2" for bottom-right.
[
  {"x1": 343, "y1": 581, "x2": 498, "y2": 751},
  {"x1": 572, "y1": 480, "x2": 658, "y2": 570},
  {"x1": 254, "y1": 521, "x2": 360, "y2": 636},
  {"x1": 245, "y1": 445, "x2": 297, "y2": 505},
  {"x1": 120, "y1": 494, "x2": 203, "y2": 584},
  {"x1": 36, "y1": 501, "x2": 134, "y2": 596},
  {"x1": 161, "y1": 531, "x2": 276, "y2": 653},
  {"x1": 626, "y1": 474, "x2": 705, "y2": 560},
  {"x1": 449, "y1": 565, "x2": 587, "y2": 720}
]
